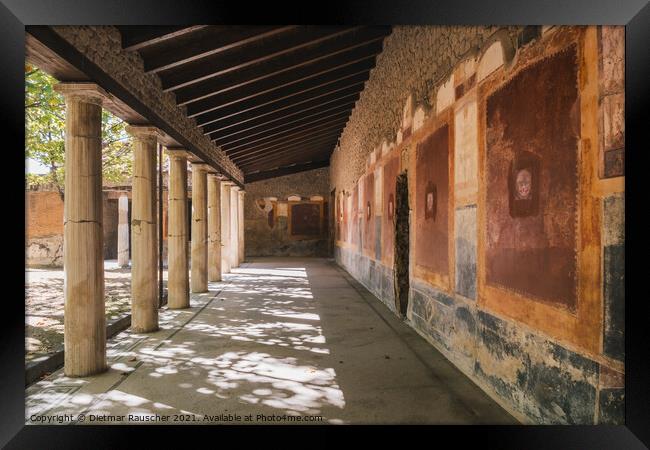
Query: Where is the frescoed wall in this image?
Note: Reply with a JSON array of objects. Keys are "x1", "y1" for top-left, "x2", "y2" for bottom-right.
[
  {"x1": 413, "y1": 122, "x2": 453, "y2": 290},
  {"x1": 330, "y1": 26, "x2": 625, "y2": 424},
  {"x1": 381, "y1": 153, "x2": 399, "y2": 267},
  {"x1": 484, "y1": 45, "x2": 579, "y2": 310},
  {"x1": 244, "y1": 166, "x2": 330, "y2": 257}
]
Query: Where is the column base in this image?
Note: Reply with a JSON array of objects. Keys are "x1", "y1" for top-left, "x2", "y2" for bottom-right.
[
  {"x1": 130, "y1": 325, "x2": 160, "y2": 334},
  {"x1": 64, "y1": 363, "x2": 108, "y2": 378}
]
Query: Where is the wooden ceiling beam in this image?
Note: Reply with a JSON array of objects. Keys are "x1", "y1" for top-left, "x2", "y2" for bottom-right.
[
  {"x1": 242, "y1": 148, "x2": 334, "y2": 173},
  {"x1": 160, "y1": 26, "x2": 363, "y2": 92},
  {"x1": 225, "y1": 118, "x2": 348, "y2": 155},
  {"x1": 244, "y1": 160, "x2": 330, "y2": 183},
  {"x1": 210, "y1": 100, "x2": 355, "y2": 142},
  {"x1": 120, "y1": 26, "x2": 209, "y2": 52},
  {"x1": 144, "y1": 26, "x2": 296, "y2": 74},
  {"x1": 196, "y1": 81, "x2": 364, "y2": 128},
  {"x1": 175, "y1": 36, "x2": 384, "y2": 106},
  {"x1": 217, "y1": 109, "x2": 350, "y2": 149},
  {"x1": 230, "y1": 129, "x2": 342, "y2": 162},
  {"x1": 233, "y1": 132, "x2": 339, "y2": 164},
  {"x1": 186, "y1": 65, "x2": 371, "y2": 118},
  {"x1": 238, "y1": 141, "x2": 336, "y2": 169},
  {"x1": 201, "y1": 92, "x2": 359, "y2": 136}
]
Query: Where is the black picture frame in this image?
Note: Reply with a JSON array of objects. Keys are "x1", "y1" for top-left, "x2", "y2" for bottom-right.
[{"x1": 2, "y1": 1, "x2": 648, "y2": 447}]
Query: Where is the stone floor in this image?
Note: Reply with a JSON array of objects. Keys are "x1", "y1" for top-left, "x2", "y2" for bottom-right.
[
  {"x1": 25, "y1": 257, "x2": 516, "y2": 425},
  {"x1": 25, "y1": 260, "x2": 167, "y2": 363}
]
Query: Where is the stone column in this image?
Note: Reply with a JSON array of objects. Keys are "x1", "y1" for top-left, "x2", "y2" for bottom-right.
[
  {"x1": 191, "y1": 163, "x2": 209, "y2": 292},
  {"x1": 167, "y1": 150, "x2": 190, "y2": 309},
  {"x1": 221, "y1": 181, "x2": 232, "y2": 274},
  {"x1": 238, "y1": 190, "x2": 245, "y2": 265},
  {"x1": 117, "y1": 194, "x2": 129, "y2": 268},
  {"x1": 207, "y1": 174, "x2": 222, "y2": 282},
  {"x1": 230, "y1": 186, "x2": 240, "y2": 269},
  {"x1": 126, "y1": 126, "x2": 160, "y2": 333},
  {"x1": 54, "y1": 83, "x2": 107, "y2": 377}
]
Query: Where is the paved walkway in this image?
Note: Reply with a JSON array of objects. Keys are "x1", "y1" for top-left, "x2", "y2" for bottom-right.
[{"x1": 25, "y1": 258, "x2": 516, "y2": 425}]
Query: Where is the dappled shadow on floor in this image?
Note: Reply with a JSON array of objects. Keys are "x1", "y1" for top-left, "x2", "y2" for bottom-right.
[
  {"x1": 26, "y1": 258, "x2": 515, "y2": 425},
  {"x1": 25, "y1": 263, "x2": 167, "y2": 363}
]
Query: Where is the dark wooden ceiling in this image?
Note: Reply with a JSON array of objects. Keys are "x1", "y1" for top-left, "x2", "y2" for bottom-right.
[{"x1": 116, "y1": 26, "x2": 391, "y2": 182}]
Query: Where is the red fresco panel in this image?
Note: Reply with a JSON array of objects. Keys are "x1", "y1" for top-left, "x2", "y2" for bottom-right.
[
  {"x1": 415, "y1": 124, "x2": 450, "y2": 276},
  {"x1": 485, "y1": 44, "x2": 579, "y2": 309},
  {"x1": 382, "y1": 154, "x2": 399, "y2": 265},
  {"x1": 363, "y1": 171, "x2": 375, "y2": 255}
]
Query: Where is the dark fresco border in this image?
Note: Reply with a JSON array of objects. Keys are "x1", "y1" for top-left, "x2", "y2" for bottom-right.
[{"x1": 1, "y1": 0, "x2": 647, "y2": 448}]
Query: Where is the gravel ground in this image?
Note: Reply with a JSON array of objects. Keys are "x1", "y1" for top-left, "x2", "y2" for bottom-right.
[{"x1": 25, "y1": 260, "x2": 167, "y2": 363}]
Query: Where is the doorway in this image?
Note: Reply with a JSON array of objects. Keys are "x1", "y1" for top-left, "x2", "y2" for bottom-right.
[{"x1": 394, "y1": 172, "x2": 409, "y2": 318}]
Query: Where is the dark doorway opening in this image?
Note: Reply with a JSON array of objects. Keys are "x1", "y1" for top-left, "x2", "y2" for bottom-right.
[
  {"x1": 394, "y1": 171, "x2": 410, "y2": 318},
  {"x1": 330, "y1": 188, "x2": 336, "y2": 256}
]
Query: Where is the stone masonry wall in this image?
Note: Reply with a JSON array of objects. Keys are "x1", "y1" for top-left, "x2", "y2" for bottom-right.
[
  {"x1": 331, "y1": 25, "x2": 521, "y2": 194},
  {"x1": 244, "y1": 167, "x2": 331, "y2": 257},
  {"x1": 331, "y1": 26, "x2": 625, "y2": 425}
]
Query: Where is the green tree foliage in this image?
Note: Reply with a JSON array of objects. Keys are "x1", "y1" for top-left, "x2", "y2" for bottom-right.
[{"x1": 25, "y1": 65, "x2": 133, "y2": 197}]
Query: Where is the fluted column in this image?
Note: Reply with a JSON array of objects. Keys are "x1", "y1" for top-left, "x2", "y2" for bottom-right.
[
  {"x1": 207, "y1": 174, "x2": 222, "y2": 282},
  {"x1": 126, "y1": 125, "x2": 160, "y2": 333},
  {"x1": 117, "y1": 194, "x2": 129, "y2": 268},
  {"x1": 191, "y1": 163, "x2": 209, "y2": 292},
  {"x1": 221, "y1": 181, "x2": 232, "y2": 274},
  {"x1": 238, "y1": 190, "x2": 245, "y2": 265},
  {"x1": 230, "y1": 186, "x2": 240, "y2": 269},
  {"x1": 167, "y1": 150, "x2": 190, "y2": 308},
  {"x1": 54, "y1": 83, "x2": 107, "y2": 377}
]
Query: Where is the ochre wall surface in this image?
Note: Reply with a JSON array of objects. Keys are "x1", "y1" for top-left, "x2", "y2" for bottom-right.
[
  {"x1": 26, "y1": 189, "x2": 170, "y2": 266},
  {"x1": 331, "y1": 25, "x2": 624, "y2": 425},
  {"x1": 26, "y1": 191, "x2": 65, "y2": 266},
  {"x1": 244, "y1": 167, "x2": 331, "y2": 257}
]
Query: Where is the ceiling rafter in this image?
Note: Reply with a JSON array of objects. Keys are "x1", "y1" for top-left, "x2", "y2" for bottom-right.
[
  {"x1": 114, "y1": 25, "x2": 391, "y2": 178},
  {"x1": 238, "y1": 141, "x2": 337, "y2": 168},
  {"x1": 211, "y1": 100, "x2": 356, "y2": 143},
  {"x1": 225, "y1": 118, "x2": 349, "y2": 156},
  {"x1": 175, "y1": 34, "x2": 385, "y2": 106},
  {"x1": 202, "y1": 92, "x2": 359, "y2": 136},
  {"x1": 119, "y1": 25, "x2": 210, "y2": 51},
  {"x1": 186, "y1": 62, "x2": 373, "y2": 118},
  {"x1": 198, "y1": 82, "x2": 364, "y2": 128},
  {"x1": 160, "y1": 26, "x2": 365, "y2": 92},
  {"x1": 144, "y1": 26, "x2": 297, "y2": 74},
  {"x1": 230, "y1": 129, "x2": 343, "y2": 162}
]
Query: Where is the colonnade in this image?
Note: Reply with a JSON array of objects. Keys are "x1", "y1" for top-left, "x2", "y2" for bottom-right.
[{"x1": 55, "y1": 82, "x2": 245, "y2": 377}]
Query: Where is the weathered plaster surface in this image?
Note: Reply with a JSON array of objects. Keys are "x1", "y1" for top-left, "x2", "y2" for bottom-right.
[{"x1": 330, "y1": 26, "x2": 521, "y2": 194}]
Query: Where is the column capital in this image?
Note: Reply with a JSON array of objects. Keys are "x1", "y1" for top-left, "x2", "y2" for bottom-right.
[
  {"x1": 126, "y1": 125, "x2": 163, "y2": 143},
  {"x1": 53, "y1": 82, "x2": 109, "y2": 106},
  {"x1": 166, "y1": 148, "x2": 192, "y2": 159},
  {"x1": 191, "y1": 162, "x2": 211, "y2": 172}
]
